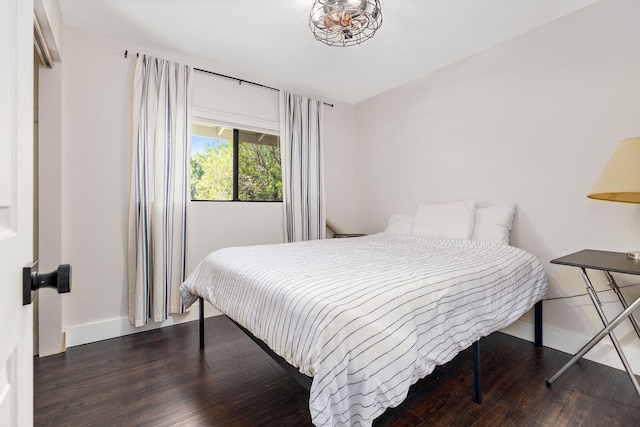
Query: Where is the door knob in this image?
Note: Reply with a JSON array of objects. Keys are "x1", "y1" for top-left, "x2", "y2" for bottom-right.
[{"x1": 23, "y1": 261, "x2": 71, "y2": 305}]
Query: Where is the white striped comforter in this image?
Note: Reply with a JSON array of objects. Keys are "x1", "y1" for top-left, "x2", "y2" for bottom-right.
[{"x1": 180, "y1": 233, "x2": 547, "y2": 426}]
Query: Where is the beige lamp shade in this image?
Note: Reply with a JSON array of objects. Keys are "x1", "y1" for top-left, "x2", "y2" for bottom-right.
[{"x1": 588, "y1": 137, "x2": 640, "y2": 204}]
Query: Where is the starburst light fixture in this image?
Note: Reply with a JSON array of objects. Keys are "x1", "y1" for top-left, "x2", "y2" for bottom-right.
[{"x1": 309, "y1": 0, "x2": 383, "y2": 47}]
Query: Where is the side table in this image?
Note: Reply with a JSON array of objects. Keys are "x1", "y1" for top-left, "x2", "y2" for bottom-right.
[{"x1": 547, "y1": 249, "x2": 640, "y2": 398}]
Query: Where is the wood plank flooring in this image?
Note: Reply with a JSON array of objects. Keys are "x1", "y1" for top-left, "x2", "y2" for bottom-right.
[{"x1": 35, "y1": 316, "x2": 640, "y2": 426}]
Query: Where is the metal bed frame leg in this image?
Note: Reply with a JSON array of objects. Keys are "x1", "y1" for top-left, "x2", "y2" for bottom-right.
[
  {"x1": 471, "y1": 298, "x2": 542, "y2": 405},
  {"x1": 535, "y1": 300, "x2": 543, "y2": 347},
  {"x1": 199, "y1": 297, "x2": 204, "y2": 349},
  {"x1": 473, "y1": 341, "x2": 482, "y2": 404}
]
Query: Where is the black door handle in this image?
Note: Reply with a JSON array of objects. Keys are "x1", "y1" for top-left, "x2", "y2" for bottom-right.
[{"x1": 23, "y1": 261, "x2": 71, "y2": 305}]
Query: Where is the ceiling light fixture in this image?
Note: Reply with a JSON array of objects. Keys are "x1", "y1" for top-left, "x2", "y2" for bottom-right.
[{"x1": 309, "y1": 0, "x2": 383, "y2": 47}]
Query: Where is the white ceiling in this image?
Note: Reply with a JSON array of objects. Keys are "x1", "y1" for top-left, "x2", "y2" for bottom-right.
[{"x1": 59, "y1": 0, "x2": 599, "y2": 105}]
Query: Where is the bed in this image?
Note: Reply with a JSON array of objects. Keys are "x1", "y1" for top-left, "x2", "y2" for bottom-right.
[{"x1": 180, "y1": 231, "x2": 547, "y2": 426}]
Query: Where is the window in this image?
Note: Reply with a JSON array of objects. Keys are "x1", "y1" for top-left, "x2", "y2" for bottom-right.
[{"x1": 190, "y1": 123, "x2": 282, "y2": 202}]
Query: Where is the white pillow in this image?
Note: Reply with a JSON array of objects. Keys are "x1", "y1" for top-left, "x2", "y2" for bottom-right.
[
  {"x1": 411, "y1": 201, "x2": 476, "y2": 240},
  {"x1": 384, "y1": 214, "x2": 414, "y2": 234},
  {"x1": 472, "y1": 204, "x2": 516, "y2": 244}
]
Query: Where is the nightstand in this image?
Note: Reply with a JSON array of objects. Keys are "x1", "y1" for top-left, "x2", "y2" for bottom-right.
[
  {"x1": 333, "y1": 233, "x2": 366, "y2": 238},
  {"x1": 547, "y1": 249, "x2": 640, "y2": 399}
]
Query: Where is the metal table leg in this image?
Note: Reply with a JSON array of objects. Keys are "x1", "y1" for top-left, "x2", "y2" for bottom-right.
[
  {"x1": 604, "y1": 271, "x2": 640, "y2": 339},
  {"x1": 546, "y1": 269, "x2": 640, "y2": 398}
]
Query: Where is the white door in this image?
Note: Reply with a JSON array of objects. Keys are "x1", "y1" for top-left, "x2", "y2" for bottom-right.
[{"x1": 0, "y1": 0, "x2": 35, "y2": 425}]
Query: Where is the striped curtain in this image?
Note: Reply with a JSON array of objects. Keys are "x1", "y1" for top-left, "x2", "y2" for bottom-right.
[
  {"x1": 128, "y1": 55, "x2": 192, "y2": 327},
  {"x1": 279, "y1": 91, "x2": 326, "y2": 242}
]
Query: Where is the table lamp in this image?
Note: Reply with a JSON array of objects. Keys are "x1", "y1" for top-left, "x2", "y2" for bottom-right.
[{"x1": 588, "y1": 137, "x2": 640, "y2": 259}]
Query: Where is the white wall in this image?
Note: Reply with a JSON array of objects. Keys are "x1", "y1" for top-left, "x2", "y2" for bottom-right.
[
  {"x1": 38, "y1": 60, "x2": 65, "y2": 356},
  {"x1": 354, "y1": 0, "x2": 640, "y2": 372},
  {"x1": 60, "y1": 28, "x2": 135, "y2": 345},
  {"x1": 55, "y1": 26, "x2": 360, "y2": 347},
  {"x1": 324, "y1": 102, "x2": 362, "y2": 234},
  {"x1": 188, "y1": 203, "x2": 284, "y2": 272}
]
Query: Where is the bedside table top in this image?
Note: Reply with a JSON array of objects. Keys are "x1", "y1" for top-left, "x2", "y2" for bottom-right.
[{"x1": 551, "y1": 249, "x2": 640, "y2": 275}]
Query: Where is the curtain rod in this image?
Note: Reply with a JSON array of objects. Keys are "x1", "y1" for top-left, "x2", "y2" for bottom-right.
[
  {"x1": 124, "y1": 50, "x2": 334, "y2": 108},
  {"x1": 194, "y1": 68, "x2": 334, "y2": 108}
]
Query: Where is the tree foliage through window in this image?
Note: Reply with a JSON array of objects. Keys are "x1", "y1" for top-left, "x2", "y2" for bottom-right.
[
  {"x1": 191, "y1": 140, "x2": 233, "y2": 200},
  {"x1": 190, "y1": 125, "x2": 282, "y2": 202},
  {"x1": 238, "y1": 140, "x2": 282, "y2": 201}
]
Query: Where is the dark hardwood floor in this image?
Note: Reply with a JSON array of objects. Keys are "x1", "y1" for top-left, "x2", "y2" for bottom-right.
[{"x1": 35, "y1": 316, "x2": 640, "y2": 426}]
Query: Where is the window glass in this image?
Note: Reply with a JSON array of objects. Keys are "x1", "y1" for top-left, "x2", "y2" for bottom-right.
[
  {"x1": 191, "y1": 124, "x2": 233, "y2": 201},
  {"x1": 191, "y1": 123, "x2": 282, "y2": 202},
  {"x1": 238, "y1": 130, "x2": 282, "y2": 201}
]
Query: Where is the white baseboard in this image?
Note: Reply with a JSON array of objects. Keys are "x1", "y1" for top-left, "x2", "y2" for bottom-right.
[
  {"x1": 500, "y1": 319, "x2": 640, "y2": 375},
  {"x1": 65, "y1": 305, "x2": 221, "y2": 348},
  {"x1": 66, "y1": 310, "x2": 640, "y2": 376}
]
